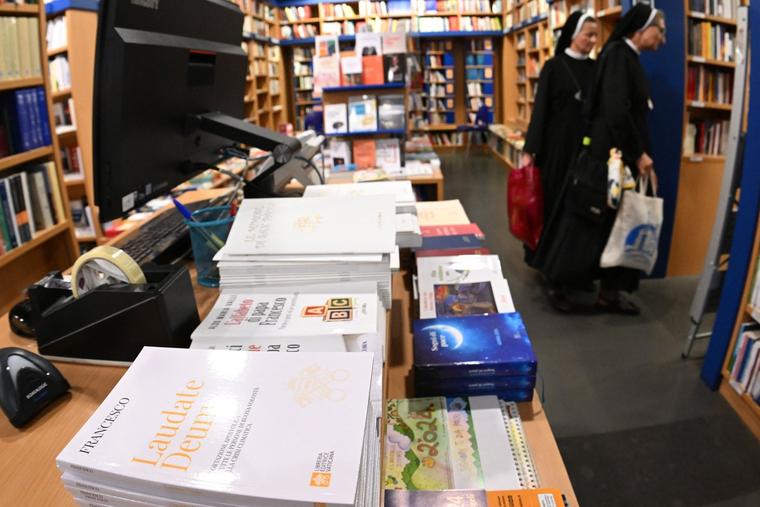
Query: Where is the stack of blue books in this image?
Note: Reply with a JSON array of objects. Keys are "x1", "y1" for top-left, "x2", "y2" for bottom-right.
[{"x1": 412, "y1": 312, "x2": 537, "y2": 401}]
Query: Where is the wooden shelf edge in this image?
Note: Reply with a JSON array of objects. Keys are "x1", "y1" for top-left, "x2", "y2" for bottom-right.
[
  {"x1": 719, "y1": 381, "x2": 760, "y2": 440},
  {"x1": 0, "y1": 222, "x2": 71, "y2": 270},
  {"x1": 0, "y1": 4, "x2": 39, "y2": 15},
  {"x1": 0, "y1": 146, "x2": 54, "y2": 172},
  {"x1": 0, "y1": 76, "x2": 45, "y2": 93}
]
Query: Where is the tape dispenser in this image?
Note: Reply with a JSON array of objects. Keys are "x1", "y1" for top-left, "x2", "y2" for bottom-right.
[{"x1": 28, "y1": 246, "x2": 200, "y2": 364}]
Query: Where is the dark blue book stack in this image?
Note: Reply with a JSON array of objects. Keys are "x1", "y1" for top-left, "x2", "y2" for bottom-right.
[
  {"x1": 0, "y1": 87, "x2": 52, "y2": 156},
  {"x1": 465, "y1": 39, "x2": 495, "y2": 125},
  {"x1": 413, "y1": 312, "x2": 537, "y2": 401}
]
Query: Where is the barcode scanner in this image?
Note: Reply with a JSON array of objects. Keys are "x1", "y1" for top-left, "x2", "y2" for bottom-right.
[{"x1": 0, "y1": 347, "x2": 70, "y2": 428}]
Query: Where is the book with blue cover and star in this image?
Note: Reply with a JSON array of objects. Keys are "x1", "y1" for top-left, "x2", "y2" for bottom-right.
[{"x1": 413, "y1": 313, "x2": 537, "y2": 379}]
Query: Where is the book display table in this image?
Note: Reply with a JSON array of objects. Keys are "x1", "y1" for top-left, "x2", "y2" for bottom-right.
[{"x1": 0, "y1": 203, "x2": 577, "y2": 507}]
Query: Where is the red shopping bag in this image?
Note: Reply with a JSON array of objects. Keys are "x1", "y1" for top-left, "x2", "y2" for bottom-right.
[{"x1": 507, "y1": 163, "x2": 544, "y2": 250}]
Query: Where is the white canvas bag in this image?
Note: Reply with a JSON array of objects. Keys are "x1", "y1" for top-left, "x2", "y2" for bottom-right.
[{"x1": 600, "y1": 176, "x2": 663, "y2": 274}]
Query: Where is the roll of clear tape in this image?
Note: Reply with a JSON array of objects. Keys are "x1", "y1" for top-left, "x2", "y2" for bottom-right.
[{"x1": 70, "y1": 246, "x2": 146, "y2": 298}]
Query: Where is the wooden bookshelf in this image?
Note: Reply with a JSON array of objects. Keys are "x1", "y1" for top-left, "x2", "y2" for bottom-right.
[
  {"x1": 237, "y1": 0, "x2": 287, "y2": 131},
  {"x1": 668, "y1": 1, "x2": 740, "y2": 276},
  {"x1": 0, "y1": 2, "x2": 78, "y2": 316},
  {"x1": 719, "y1": 204, "x2": 760, "y2": 439},
  {"x1": 45, "y1": 4, "x2": 102, "y2": 246}
]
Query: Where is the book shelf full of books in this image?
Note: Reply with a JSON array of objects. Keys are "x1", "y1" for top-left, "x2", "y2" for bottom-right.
[
  {"x1": 278, "y1": 0, "x2": 504, "y2": 43},
  {"x1": 720, "y1": 207, "x2": 760, "y2": 439},
  {"x1": 44, "y1": 1, "x2": 101, "y2": 247},
  {"x1": 236, "y1": 0, "x2": 288, "y2": 131},
  {"x1": 668, "y1": 0, "x2": 741, "y2": 276},
  {"x1": 0, "y1": 0, "x2": 78, "y2": 316}
]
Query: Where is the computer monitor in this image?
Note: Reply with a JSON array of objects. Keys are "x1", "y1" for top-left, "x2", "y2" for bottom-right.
[{"x1": 93, "y1": 0, "x2": 301, "y2": 221}]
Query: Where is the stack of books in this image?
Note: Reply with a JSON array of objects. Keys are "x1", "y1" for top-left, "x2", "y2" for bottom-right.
[
  {"x1": 412, "y1": 312, "x2": 537, "y2": 401},
  {"x1": 384, "y1": 395, "x2": 539, "y2": 493},
  {"x1": 189, "y1": 282, "x2": 387, "y2": 417},
  {"x1": 57, "y1": 347, "x2": 380, "y2": 507},
  {"x1": 303, "y1": 181, "x2": 421, "y2": 248},
  {"x1": 213, "y1": 195, "x2": 397, "y2": 308}
]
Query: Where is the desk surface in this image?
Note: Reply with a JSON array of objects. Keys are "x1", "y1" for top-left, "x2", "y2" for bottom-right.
[{"x1": 0, "y1": 239, "x2": 577, "y2": 507}]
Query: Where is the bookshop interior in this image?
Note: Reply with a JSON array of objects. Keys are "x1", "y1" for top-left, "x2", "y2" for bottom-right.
[{"x1": 3, "y1": 0, "x2": 760, "y2": 506}]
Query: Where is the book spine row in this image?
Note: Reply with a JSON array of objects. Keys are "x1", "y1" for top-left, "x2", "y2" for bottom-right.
[
  {"x1": 0, "y1": 15, "x2": 42, "y2": 83},
  {"x1": 689, "y1": 0, "x2": 738, "y2": 19},
  {"x1": 0, "y1": 87, "x2": 52, "y2": 157},
  {"x1": 686, "y1": 65, "x2": 733, "y2": 104},
  {"x1": 0, "y1": 162, "x2": 63, "y2": 254},
  {"x1": 726, "y1": 326, "x2": 760, "y2": 405},
  {"x1": 466, "y1": 39, "x2": 495, "y2": 125},
  {"x1": 685, "y1": 119, "x2": 730, "y2": 156},
  {"x1": 46, "y1": 16, "x2": 67, "y2": 51},
  {"x1": 688, "y1": 20, "x2": 736, "y2": 62},
  {"x1": 48, "y1": 55, "x2": 71, "y2": 92}
]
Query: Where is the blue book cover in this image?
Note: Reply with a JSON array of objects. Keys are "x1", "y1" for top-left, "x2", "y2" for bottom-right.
[
  {"x1": 10, "y1": 91, "x2": 32, "y2": 152},
  {"x1": 415, "y1": 384, "x2": 534, "y2": 402},
  {"x1": 418, "y1": 234, "x2": 483, "y2": 251},
  {"x1": 25, "y1": 89, "x2": 42, "y2": 149},
  {"x1": 413, "y1": 313, "x2": 537, "y2": 379},
  {"x1": 36, "y1": 88, "x2": 52, "y2": 146},
  {"x1": 19, "y1": 90, "x2": 36, "y2": 151},
  {"x1": 415, "y1": 375, "x2": 536, "y2": 392}
]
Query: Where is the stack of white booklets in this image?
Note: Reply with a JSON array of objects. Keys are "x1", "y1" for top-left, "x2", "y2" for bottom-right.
[
  {"x1": 57, "y1": 347, "x2": 380, "y2": 507},
  {"x1": 303, "y1": 181, "x2": 421, "y2": 248},
  {"x1": 190, "y1": 282, "x2": 387, "y2": 416},
  {"x1": 214, "y1": 196, "x2": 397, "y2": 308},
  {"x1": 415, "y1": 255, "x2": 515, "y2": 318}
]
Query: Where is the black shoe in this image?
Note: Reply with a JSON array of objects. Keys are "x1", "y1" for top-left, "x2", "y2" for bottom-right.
[
  {"x1": 546, "y1": 288, "x2": 576, "y2": 313},
  {"x1": 594, "y1": 295, "x2": 640, "y2": 316}
]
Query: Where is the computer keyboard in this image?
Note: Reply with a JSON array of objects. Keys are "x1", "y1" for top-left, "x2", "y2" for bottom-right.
[{"x1": 117, "y1": 198, "x2": 216, "y2": 265}]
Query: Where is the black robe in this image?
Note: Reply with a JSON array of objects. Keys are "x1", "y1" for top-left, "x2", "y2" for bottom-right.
[
  {"x1": 522, "y1": 52, "x2": 595, "y2": 269},
  {"x1": 589, "y1": 40, "x2": 653, "y2": 293},
  {"x1": 530, "y1": 41, "x2": 652, "y2": 291}
]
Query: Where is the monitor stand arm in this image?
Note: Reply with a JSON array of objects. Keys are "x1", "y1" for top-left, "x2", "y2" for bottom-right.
[{"x1": 188, "y1": 112, "x2": 302, "y2": 198}]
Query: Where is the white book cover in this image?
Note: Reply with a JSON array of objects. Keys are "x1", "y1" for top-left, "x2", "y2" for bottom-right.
[
  {"x1": 191, "y1": 334, "x2": 348, "y2": 353},
  {"x1": 381, "y1": 32, "x2": 407, "y2": 54},
  {"x1": 415, "y1": 200, "x2": 470, "y2": 226},
  {"x1": 324, "y1": 103, "x2": 348, "y2": 134},
  {"x1": 355, "y1": 32, "x2": 383, "y2": 57},
  {"x1": 57, "y1": 348, "x2": 373, "y2": 506},
  {"x1": 303, "y1": 180, "x2": 415, "y2": 205},
  {"x1": 328, "y1": 138, "x2": 353, "y2": 172},
  {"x1": 191, "y1": 288, "x2": 379, "y2": 342},
  {"x1": 217, "y1": 195, "x2": 396, "y2": 257},
  {"x1": 348, "y1": 95, "x2": 377, "y2": 133},
  {"x1": 375, "y1": 139, "x2": 401, "y2": 170},
  {"x1": 416, "y1": 255, "x2": 514, "y2": 319}
]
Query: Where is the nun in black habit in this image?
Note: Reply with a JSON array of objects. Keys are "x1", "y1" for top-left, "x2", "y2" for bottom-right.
[
  {"x1": 522, "y1": 11, "x2": 599, "y2": 311},
  {"x1": 588, "y1": 4, "x2": 666, "y2": 315},
  {"x1": 531, "y1": 5, "x2": 665, "y2": 315}
]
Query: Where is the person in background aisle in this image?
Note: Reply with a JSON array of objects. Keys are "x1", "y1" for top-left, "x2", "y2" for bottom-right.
[
  {"x1": 587, "y1": 4, "x2": 666, "y2": 315},
  {"x1": 521, "y1": 11, "x2": 599, "y2": 312}
]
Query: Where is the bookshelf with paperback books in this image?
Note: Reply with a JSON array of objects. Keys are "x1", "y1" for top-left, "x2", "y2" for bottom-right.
[
  {"x1": 44, "y1": 0, "x2": 101, "y2": 245},
  {"x1": 0, "y1": 0, "x2": 78, "y2": 315},
  {"x1": 669, "y1": 0, "x2": 741, "y2": 276},
  {"x1": 719, "y1": 207, "x2": 760, "y2": 439},
  {"x1": 289, "y1": 46, "x2": 319, "y2": 131},
  {"x1": 500, "y1": 0, "x2": 550, "y2": 163},
  {"x1": 237, "y1": 0, "x2": 287, "y2": 131}
]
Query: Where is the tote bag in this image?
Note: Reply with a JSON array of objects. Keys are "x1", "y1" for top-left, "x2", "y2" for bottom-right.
[
  {"x1": 600, "y1": 176, "x2": 663, "y2": 274},
  {"x1": 507, "y1": 162, "x2": 544, "y2": 250}
]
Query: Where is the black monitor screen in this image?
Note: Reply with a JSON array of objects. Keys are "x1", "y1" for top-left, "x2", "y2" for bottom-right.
[{"x1": 93, "y1": 0, "x2": 247, "y2": 221}]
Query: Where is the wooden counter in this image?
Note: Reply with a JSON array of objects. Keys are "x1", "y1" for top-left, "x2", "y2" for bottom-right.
[{"x1": 0, "y1": 256, "x2": 577, "y2": 507}]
